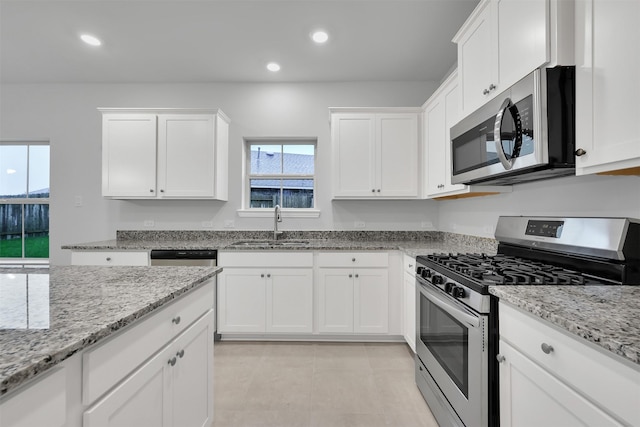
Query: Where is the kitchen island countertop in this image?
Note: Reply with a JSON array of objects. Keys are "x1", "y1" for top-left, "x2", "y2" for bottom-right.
[
  {"x1": 0, "y1": 265, "x2": 221, "y2": 396},
  {"x1": 489, "y1": 285, "x2": 640, "y2": 367}
]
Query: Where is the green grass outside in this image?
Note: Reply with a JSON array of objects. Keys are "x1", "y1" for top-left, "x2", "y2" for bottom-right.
[{"x1": 0, "y1": 236, "x2": 49, "y2": 258}]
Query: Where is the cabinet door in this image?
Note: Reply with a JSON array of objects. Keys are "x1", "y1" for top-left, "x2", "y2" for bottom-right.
[
  {"x1": 457, "y1": 1, "x2": 498, "y2": 115},
  {"x1": 331, "y1": 114, "x2": 376, "y2": 197},
  {"x1": 318, "y1": 268, "x2": 354, "y2": 333},
  {"x1": 498, "y1": 341, "x2": 623, "y2": 427},
  {"x1": 83, "y1": 346, "x2": 169, "y2": 427},
  {"x1": 497, "y1": 0, "x2": 548, "y2": 90},
  {"x1": 102, "y1": 114, "x2": 157, "y2": 198},
  {"x1": 171, "y1": 311, "x2": 214, "y2": 427},
  {"x1": 217, "y1": 268, "x2": 266, "y2": 333},
  {"x1": 425, "y1": 96, "x2": 447, "y2": 196},
  {"x1": 71, "y1": 251, "x2": 149, "y2": 266},
  {"x1": 377, "y1": 114, "x2": 418, "y2": 198},
  {"x1": 354, "y1": 268, "x2": 389, "y2": 334},
  {"x1": 403, "y1": 271, "x2": 416, "y2": 353},
  {"x1": 575, "y1": 0, "x2": 640, "y2": 174},
  {"x1": 266, "y1": 268, "x2": 313, "y2": 333},
  {"x1": 157, "y1": 114, "x2": 216, "y2": 198}
]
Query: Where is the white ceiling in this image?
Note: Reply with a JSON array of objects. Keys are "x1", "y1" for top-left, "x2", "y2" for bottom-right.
[{"x1": 0, "y1": 0, "x2": 479, "y2": 84}]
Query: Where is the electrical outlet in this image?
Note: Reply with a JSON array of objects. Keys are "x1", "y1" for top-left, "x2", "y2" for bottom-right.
[
  {"x1": 74, "y1": 196, "x2": 83, "y2": 207},
  {"x1": 201, "y1": 221, "x2": 213, "y2": 228},
  {"x1": 143, "y1": 220, "x2": 155, "y2": 227},
  {"x1": 224, "y1": 220, "x2": 235, "y2": 228},
  {"x1": 421, "y1": 221, "x2": 433, "y2": 229},
  {"x1": 354, "y1": 221, "x2": 366, "y2": 228}
]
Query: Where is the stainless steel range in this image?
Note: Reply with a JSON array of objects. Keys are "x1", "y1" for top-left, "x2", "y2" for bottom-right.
[{"x1": 414, "y1": 216, "x2": 640, "y2": 427}]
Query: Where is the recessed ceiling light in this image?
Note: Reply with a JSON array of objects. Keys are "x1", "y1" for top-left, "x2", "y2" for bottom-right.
[
  {"x1": 80, "y1": 34, "x2": 102, "y2": 46},
  {"x1": 311, "y1": 31, "x2": 329, "y2": 44},
  {"x1": 266, "y1": 62, "x2": 281, "y2": 72}
]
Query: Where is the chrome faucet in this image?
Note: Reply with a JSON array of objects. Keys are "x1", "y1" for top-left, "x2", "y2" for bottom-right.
[{"x1": 273, "y1": 204, "x2": 283, "y2": 240}]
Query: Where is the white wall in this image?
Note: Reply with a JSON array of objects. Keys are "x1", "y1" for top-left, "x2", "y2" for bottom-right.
[
  {"x1": 437, "y1": 174, "x2": 640, "y2": 237},
  {"x1": 0, "y1": 82, "x2": 440, "y2": 264},
  {"x1": 2, "y1": 82, "x2": 639, "y2": 265}
]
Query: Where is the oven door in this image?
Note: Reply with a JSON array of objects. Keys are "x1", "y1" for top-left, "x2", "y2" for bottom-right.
[{"x1": 416, "y1": 280, "x2": 489, "y2": 427}]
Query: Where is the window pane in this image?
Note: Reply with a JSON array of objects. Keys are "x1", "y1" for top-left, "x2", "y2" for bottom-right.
[
  {"x1": 24, "y1": 204, "x2": 49, "y2": 258},
  {"x1": 249, "y1": 179, "x2": 281, "y2": 208},
  {"x1": 0, "y1": 204, "x2": 23, "y2": 257},
  {"x1": 282, "y1": 179, "x2": 314, "y2": 208},
  {"x1": 250, "y1": 145, "x2": 282, "y2": 175},
  {"x1": 283, "y1": 145, "x2": 315, "y2": 174},
  {"x1": 0, "y1": 146, "x2": 28, "y2": 197},
  {"x1": 28, "y1": 146, "x2": 50, "y2": 198}
]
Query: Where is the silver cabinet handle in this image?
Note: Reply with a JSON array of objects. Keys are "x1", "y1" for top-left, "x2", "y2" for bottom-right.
[
  {"x1": 160, "y1": 189, "x2": 164, "y2": 193},
  {"x1": 352, "y1": 258, "x2": 356, "y2": 262},
  {"x1": 575, "y1": 148, "x2": 587, "y2": 156},
  {"x1": 355, "y1": 274, "x2": 359, "y2": 278},
  {"x1": 261, "y1": 274, "x2": 265, "y2": 278},
  {"x1": 176, "y1": 349, "x2": 185, "y2": 358},
  {"x1": 489, "y1": 83, "x2": 496, "y2": 91},
  {"x1": 106, "y1": 257, "x2": 112, "y2": 261},
  {"x1": 371, "y1": 189, "x2": 375, "y2": 193},
  {"x1": 483, "y1": 88, "x2": 490, "y2": 95},
  {"x1": 168, "y1": 357, "x2": 177, "y2": 366},
  {"x1": 496, "y1": 354, "x2": 506, "y2": 363},
  {"x1": 172, "y1": 316, "x2": 181, "y2": 325},
  {"x1": 408, "y1": 264, "x2": 414, "y2": 268},
  {"x1": 150, "y1": 189, "x2": 154, "y2": 193},
  {"x1": 541, "y1": 343, "x2": 554, "y2": 354},
  {"x1": 349, "y1": 274, "x2": 353, "y2": 278},
  {"x1": 377, "y1": 189, "x2": 381, "y2": 192},
  {"x1": 267, "y1": 274, "x2": 271, "y2": 278}
]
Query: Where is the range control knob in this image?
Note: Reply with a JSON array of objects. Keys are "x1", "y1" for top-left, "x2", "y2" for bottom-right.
[
  {"x1": 444, "y1": 282, "x2": 454, "y2": 293},
  {"x1": 416, "y1": 266, "x2": 425, "y2": 275},
  {"x1": 452, "y1": 286, "x2": 466, "y2": 299},
  {"x1": 421, "y1": 269, "x2": 432, "y2": 279},
  {"x1": 432, "y1": 275, "x2": 444, "y2": 285}
]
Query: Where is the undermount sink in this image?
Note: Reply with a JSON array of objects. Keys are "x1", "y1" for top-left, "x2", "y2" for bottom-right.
[{"x1": 228, "y1": 240, "x2": 310, "y2": 248}]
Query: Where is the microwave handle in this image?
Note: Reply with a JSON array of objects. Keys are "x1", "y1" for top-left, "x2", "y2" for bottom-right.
[{"x1": 494, "y1": 97, "x2": 523, "y2": 170}]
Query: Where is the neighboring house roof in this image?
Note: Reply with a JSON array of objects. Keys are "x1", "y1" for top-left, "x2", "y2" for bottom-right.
[{"x1": 250, "y1": 150, "x2": 314, "y2": 190}]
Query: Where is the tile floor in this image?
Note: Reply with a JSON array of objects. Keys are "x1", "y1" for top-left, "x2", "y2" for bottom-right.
[{"x1": 212, "y1": 341, "x2": 440, "y2": 427}]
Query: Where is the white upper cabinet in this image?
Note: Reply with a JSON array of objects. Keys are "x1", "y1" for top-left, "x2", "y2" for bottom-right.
[
  {"x1": 330, "y1": 108, "x2": 420, "y2": 199},
  {"x1": 423, "y1": 70, "x2": 510, "y2": 199},
  {"x1": 454, "y1": 0, "x2": 574, "y2": 117},
  {"x1": 101, "y1": 108, "x2": 229, "y2": 200},
  {"x1": 574, "y1": 0, "x2": 640, "y2": 176}
]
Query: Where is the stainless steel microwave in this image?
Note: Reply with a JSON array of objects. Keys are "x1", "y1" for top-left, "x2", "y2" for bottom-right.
[{"x1": 451, "y1": 66, "x2": 575, "y2": 186}]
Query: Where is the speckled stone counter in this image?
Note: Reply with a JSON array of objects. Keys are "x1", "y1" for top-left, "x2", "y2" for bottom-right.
[
  {"x1": 0, "y1": 265, "x2": 220, "y2": 396},
  {"x1": 489, "y1": 285, "x2": 640, "y2": 367},
  {"x1": 61, "y1": 230, "x2": 499, "y2": 256}
]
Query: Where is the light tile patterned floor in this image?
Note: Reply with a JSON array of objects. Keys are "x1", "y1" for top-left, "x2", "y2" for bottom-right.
[{"x1": 212, "y1": 342, "x2": 439, "y2": 427}]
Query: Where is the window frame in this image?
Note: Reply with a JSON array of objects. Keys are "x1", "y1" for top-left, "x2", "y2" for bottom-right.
[
  {"x1": 239, "y1": 137, "x2": 320, "y2": 218},
  {"x1": 0, "y1": 140, "x2": 50, "y2": 264}
]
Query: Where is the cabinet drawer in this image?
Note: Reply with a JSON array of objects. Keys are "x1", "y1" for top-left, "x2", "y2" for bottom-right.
[
  {"x1": 499, "y1": 302, "x2": 640, "y2": 426},
  {"x1": 71, "y1": 251, "x2": 149, "y2": 266},
  {"x1": 82, "y1": 279, "x2": 214, "y2": 405},
  {"x1": 317, "y1": 252, "x2": 389, "y2": 268},
  {"x1": 0, "y1": 368, "x2": 66, "y2": 427},
  {"x1": 403, "y1": 254, "x2": 416, "y2": 275},
  {"x1": 219, "y1": 251, "x2": 313, "y2": 268}
]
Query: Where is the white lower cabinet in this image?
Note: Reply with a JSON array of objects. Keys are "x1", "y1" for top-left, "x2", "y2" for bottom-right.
[
  {"x1": 317, "y1": 252, "x2": 389, "y2": 335},
  {"x1": 71, "y1": 251, "x2": 149, "y2": 266},
  {"x1": 217, "y1": 252, "x2": 313, "y2": 334},
  {"x1": 498, "y1": 302, "x2": 640, "y2": 427},
  {"x1": 84, "y1": 310, "x2": 214, "y2": 427}
]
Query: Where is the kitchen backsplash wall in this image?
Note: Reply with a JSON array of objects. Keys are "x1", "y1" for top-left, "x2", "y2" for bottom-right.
[{"x1": 2, "y1": 82, "x2": 639, "y2": 264}]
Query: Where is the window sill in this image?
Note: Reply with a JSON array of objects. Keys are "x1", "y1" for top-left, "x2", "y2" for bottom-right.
[{"x1": 237, "y1": 209, "x2": 321, "y2": 218}]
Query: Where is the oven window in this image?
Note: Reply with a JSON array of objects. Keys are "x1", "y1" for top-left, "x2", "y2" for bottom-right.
[{"x1": 420, "y1": 293, "x2": 469, "y2": 398}]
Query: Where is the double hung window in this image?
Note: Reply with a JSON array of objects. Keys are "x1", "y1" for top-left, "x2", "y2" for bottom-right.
[{"x1": 0, "y1": 142, "x2": 50, "y2": 261}]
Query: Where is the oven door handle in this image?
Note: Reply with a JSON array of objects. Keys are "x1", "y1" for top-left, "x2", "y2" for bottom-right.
[{"x1": 419, "y1": 282, "x2": 481, "y2": 328}]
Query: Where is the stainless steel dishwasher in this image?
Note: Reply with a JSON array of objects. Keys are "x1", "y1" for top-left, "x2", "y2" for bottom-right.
[{"x1": 150, "y1": 249, "x2": 219, "y2": 340}]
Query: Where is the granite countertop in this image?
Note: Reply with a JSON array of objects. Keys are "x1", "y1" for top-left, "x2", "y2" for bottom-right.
[
  {"x1": 0, "y1": 265, "x2": 221, "y2": 396},
  {"x1": 61, "y1": 230, "x2": 500, "y2": 257},
  {"x1": 490, "y1": 285, "x2": 640, "y2": 367}
]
